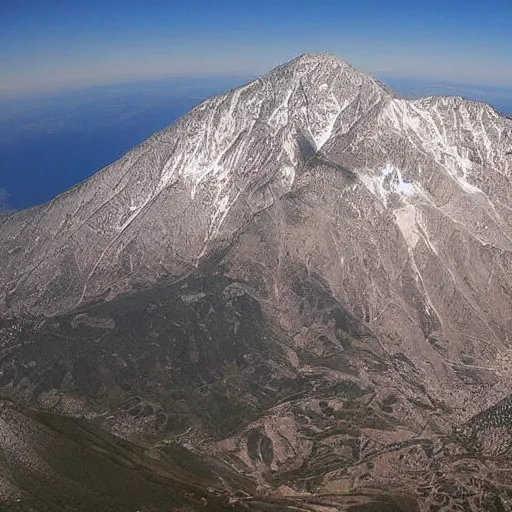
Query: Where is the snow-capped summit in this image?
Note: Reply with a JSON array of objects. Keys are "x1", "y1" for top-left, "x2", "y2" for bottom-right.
[
  {"x1": 0, "y1": 53, "x2": 392, "y2": 314},
  {"x1": 0, "y1": 53, "x2": 510, "y2": 317}
]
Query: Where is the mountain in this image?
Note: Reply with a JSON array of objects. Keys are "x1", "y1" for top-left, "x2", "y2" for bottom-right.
[{"x1": 1, "y1": 53, "x2": 512, "y2": 511}]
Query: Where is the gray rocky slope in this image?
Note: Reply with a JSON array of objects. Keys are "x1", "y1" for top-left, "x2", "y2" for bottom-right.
[{"x1": 1, "y1": 53, "x2": 512, "y2": 511}]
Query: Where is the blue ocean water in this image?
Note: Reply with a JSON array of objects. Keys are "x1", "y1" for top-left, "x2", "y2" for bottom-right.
[
  {"x1": 0, "y1": 76, "x2": 249, "y2": 211},
  {"x1": 0, "y1": 105, "x2": 195, "y2": 210}
]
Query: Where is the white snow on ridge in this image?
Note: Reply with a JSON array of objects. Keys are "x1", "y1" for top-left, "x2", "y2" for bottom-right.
[
  {"x1": 380, "y1": 163, "x2": 414, "y2": 196},
  {"x1": 380, "y1": 98, "x2": 490, "y2": 196},
  {"x1": 136, "y1": 54, "x2": 392, "y2": 245},
  {"x1": 395, "y1": 179, "x2": 415, "y2": 196},
  {"x1": 308, "y1": 92, "x2": 343, "y2": 149},
  {"x1": 360, "y1": 163, "x2": 415, "y2": 206}
]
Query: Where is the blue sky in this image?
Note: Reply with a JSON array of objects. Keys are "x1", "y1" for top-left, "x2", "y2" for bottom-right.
[{"x1": 1, "y1": 0, "x2": 511, "y2": 95}]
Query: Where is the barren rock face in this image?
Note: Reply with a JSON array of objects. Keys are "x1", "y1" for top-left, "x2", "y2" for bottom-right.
[
  {"x1": 0, "y1": 54, "x2": 390, "y2": 316},
  {"x1": 1, "y1": 53, "x2": 512, "y2": 511}
]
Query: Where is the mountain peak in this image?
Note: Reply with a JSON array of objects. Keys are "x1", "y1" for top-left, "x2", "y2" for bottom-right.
[
  {"x1": 294, "y1": 52, "x2": 348, "y2": 65},
  {"x1": 266, "y1": 52, "x2": 395, "y2": 104},
  {"x1": 0, "y1": 54, "x2": 510, "y2": 318},
  {"x1": 268, "y1": 52, "x2": 366, "y2": 81}
]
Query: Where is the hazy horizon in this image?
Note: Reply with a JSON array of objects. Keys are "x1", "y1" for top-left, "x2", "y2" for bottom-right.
[
  {"x1": 2, "y1": 0, "x2": 511, "y2": 96},
  {"x1": 2, "y1": 64, "x2": 512, "y2": 103}
]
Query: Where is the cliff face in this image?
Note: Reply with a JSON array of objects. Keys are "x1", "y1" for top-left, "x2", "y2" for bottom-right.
[{"x1": 1, "y1": 53, "x2": 512, "y2": 511}]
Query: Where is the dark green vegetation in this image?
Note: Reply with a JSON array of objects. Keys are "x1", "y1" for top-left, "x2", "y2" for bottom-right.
[
  {"x1": 1, "y1": 268, "x2": 510, "y2": 511},
  {"x1": 0, "y1": 270, "x2": 420, "y2": 511},
  {"x1": 1, "y1": 274, "x2": 299, "y2": 441},
  {"x1": 2, "y1": 262, "x2": 512, "y2": 512},
  {"x1": 345, "y1": 494, "x2": 420, "y2": 511},
  {"x1": 2, "y1": 266, "x2": 511, "y2": 510},
  {"x1": 0, "y1": 400, "x2": 251, "y2": 511}
]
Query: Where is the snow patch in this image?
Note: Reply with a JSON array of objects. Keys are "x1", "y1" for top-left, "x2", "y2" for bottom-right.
[
  {"x1": 283, "y1": 133, "x2": 299, "y2": 167},
  {"x1": 208, "y1": 191, "x2": 232, "y2": 238},
  {"x1": 361, "y1": 163, "x2": 415, "y2": 206},
  {"x1": 395, "y1": 180, "x2": 415, "y2": 196},
  {"x1": 280, "y1": 165, "x2": 296, "y2": 189},
  {"x1": 380, "y1": 164, "x2": 415, "y2": 198},
  {"x1": 268, "y1": 89, "x2": 293, "y2": 132},
  {"x1": 309, "y1": 93, "x2": 342, "y2": 149}
]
